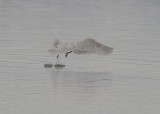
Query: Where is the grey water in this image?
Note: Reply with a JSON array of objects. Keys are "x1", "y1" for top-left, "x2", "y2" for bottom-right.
[{"x1": 0, "y1": 0, "x2": 160, "y2": 114}]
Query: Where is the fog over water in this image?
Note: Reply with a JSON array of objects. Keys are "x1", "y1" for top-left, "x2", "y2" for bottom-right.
[{"x1": 0, "y1": 0, "x2": 160, "y2": 114}]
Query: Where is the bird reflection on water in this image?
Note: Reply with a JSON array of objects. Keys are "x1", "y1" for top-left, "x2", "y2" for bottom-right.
[{"x1": 49, "y1": 70, "x2": 112, "y2": 91}]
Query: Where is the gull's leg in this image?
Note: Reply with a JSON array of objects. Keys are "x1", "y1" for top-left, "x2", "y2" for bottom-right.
[
  {"x1": 65, "y1": 51, "x2": 72, "y2": 58},
  {"x1": 56, "y1": 54, "x2": 59, "y2": 59},
  {"x1": 65, "y1": 54, "x2": 67, "y2": 58}
]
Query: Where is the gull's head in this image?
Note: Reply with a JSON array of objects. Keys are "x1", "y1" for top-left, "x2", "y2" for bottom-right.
[{"x1": 53, "y1": 39, "x2": 60, "y2": 48}]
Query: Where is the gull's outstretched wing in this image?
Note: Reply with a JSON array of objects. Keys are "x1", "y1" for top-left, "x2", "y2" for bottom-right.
[{"x1": 73, "y1": 38, "x2": 113, "y2": 55}]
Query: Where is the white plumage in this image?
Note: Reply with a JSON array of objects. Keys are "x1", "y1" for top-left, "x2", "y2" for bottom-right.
[{"x1": 48, "y1": 38, "x2": 113, "y2": 57}]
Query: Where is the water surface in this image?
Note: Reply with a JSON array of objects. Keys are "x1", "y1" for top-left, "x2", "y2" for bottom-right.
[{"x1": 0, "y1": 0, "x2": 160, "y2": 114}]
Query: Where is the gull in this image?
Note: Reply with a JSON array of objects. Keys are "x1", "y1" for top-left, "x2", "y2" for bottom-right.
[{"x1": 48, "y1": 38, "x2": 113, "y2": 58}]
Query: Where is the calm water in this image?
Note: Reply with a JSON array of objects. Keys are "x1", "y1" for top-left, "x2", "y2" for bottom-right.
[{"x1": 1, "y1": 0, "x2": 160, "y2": 114}]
